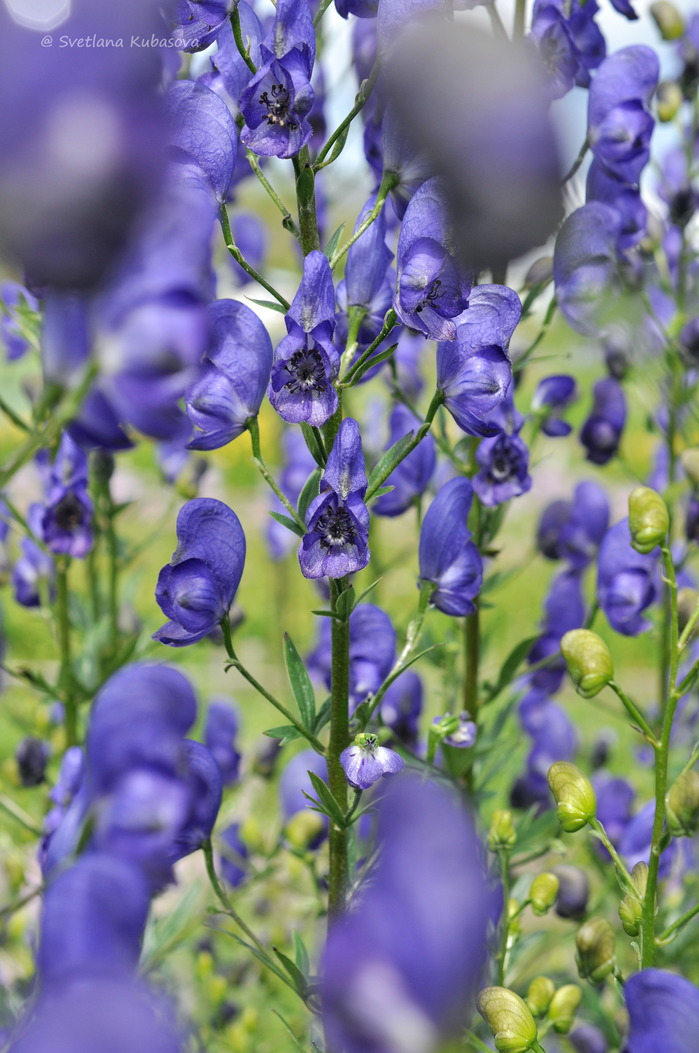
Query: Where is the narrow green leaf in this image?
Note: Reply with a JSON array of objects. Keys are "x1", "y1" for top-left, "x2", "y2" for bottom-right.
[
  {"x1": 367, "y1": 431, "x2": 416, "y2": 493},
  {"x1": 306, "y1": 772, "x2": 347, "y2": 828},
  {"x1": 263, "y1": 725, "x2": 303, "y2": 745},
  {"x1": 324, "y1": 221, "x2": 345, "y2": 260},
  {"x1": 268, "y1": 511, "x2": 305, "y2": 538},
  {"x1": 335, "y1": 585, "x2": 356, "y2": 621},
  {"x1": 313, "y1": 697, "x2": 332, "y2": 734},
  {"x1": 348, "y1": 342, "x2": 398, "y2": 385},
  {"x1": 293, "y1": 931, "x2": 310, "y2": 979},
  {"x1": 355, "y1": 577, "x2": 382, "y2": 605},
  {"x1": 273, "y1": 947, "x2": 308, "y2": 995},
  {"x1": 284, "y1": 634, "x2": 316, "y2": 728},
  {"x1": 296, "y1": 468, "x2": 322, "y2": 522},
  {"x1": 245, "y1": 296, "x2": 287, "y2": 314},
  {"x1": 296, "y1": 164, "x2": 315, "y2": 207},
  {"x1": 271, "y1": 1011, "x2": 308, "y2": 1053},
  {"x1": 310, "y1": 608, "x2": 342, "y2": 619},
  {"x1": 484, "y1": 635, "x2": 538, "y2": 703},
  {"x1": 300, "y1": 422, "x2": 327, "y2": 467},
  {"x1": 371, "y1": 485, "x2": 394, "y2": 499}
]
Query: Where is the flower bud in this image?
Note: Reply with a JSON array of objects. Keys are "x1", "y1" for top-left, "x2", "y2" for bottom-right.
[
  {"x1": 530, "y1": 872, "x2": 560, "y2": 916},
  {"x1": 488, "y1": 809, "x2": 517, "y2": 851},
  {"x1": 526, "y1": 976, "x2": 555, "y2": 1017},
  {"x1": 547, "y1": 762, "x2": 596, "y2": 833},
  {"x1": 666, "y1": 769, "x2": 699, "y2": 837},
  {"x1": 561, "y1": 630, "x2": 614, "y2": 699},
  {"x1": 656, "y1": 81, "x2": 683, "y2": 122},
  {"x1": 631, "y1": 860, "x2": 648, "y2": 898},
  {"x1": 619, "y1": 894, "x2": 643, "y2": 936},
  {"x1": 549, "y1": 984, "x2": 582, "y2": 1034},
  {"x1": 650, "y1": 1, "x2": 685, "y2": 39},
  {"x1": 284, "y1": 810, "x2": 327, "y2": 849},
  {"x1": 575, "y1": 919, "x2": 616, "y2": 984},
  {"x1": 524, "y1": 256, "x2": 553, "y2": 289},
  {"x1": 553, "y1": 865, "x2": 589, "y2": 919},
  {"x1": 628, "y1": 487, "x2": 669, "y2": 553},
  {"x1": 682, "y1": 448, "x2": 699, "y2": 488},
  {"x1": 477, "y1": 987, "x2": 538, "y2": 1053}
]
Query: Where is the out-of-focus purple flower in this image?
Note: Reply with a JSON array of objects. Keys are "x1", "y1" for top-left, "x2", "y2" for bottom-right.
[
  {"x1": 15, "y1": 737, "x2": 50, "y2": 787},
  {"x1": 210, "y1": 1, "x2": 264, "y2": 104},
  {"x1": 381, "y1": 104, "x2": 434, "y2": 220},
  {"x1": 279, "y1": 749, "x2": 328, "y2": 821},
  {"x1": 531, "y1": 0, "x2": 605, "y2": 98},
  {"x1": 167, "y1": 80, "x2": 237, "y2": 201},
  {"x1": 580, "y1": 378, "x2": 626, "y2": 466},
  {"x1": 321, "y1": 776, "x2": 491, "y2": 1052},
  {"x1": 154, "y1": 499, "x2": 246, "y2": 646},
  {"x1": 12, "y1": 506, "x2": 55, "y2": 608},
  {"x1": 170, "y1": 0, "x2": 233, "y2": 51},
  {"x1": 1, "y1": 282, "x2": 37, "y2": 361},
  {"x1": 219, "y1": 823, "x2": 249, "y2": 888},
  {"x1": 299, "y1": 419, "x2": 369, "y2": 579},
  {"x1": 379, "y1": 671, "x2": 423, "y2": 749},
  {"x1": 185, "y1": 299, "x2": 273, "y2": 451},
  {"x1": 373, "y1": 405, "x2": 436, "y2": 518},
  {"x1": 570, "y1": 1023, "x2": 608, "y2": 1053},
  {"x1": 532, "y1": 375, "x2": 577, "y2": 437},
  {"x1": 593, "y1": 772, "x2": 635, "y2": 846},
  {"x1": 394, "y1": 178, "x2": 472, "y2": 341},
  {"x1": 40, "y1": 434, "x2": 93, "y2": 559},
  {"x1": 340, "y1": 734, "x2": 404, "y2": 790},
  {"x1": 394, "y1": 331, "x2": 427, "y2": 398},
  {"x1": 337, "y1": 193, "x2": 393, "y2": 340},
  {"x1": 553, "y1": 203, "x2": 621, "y2": 338},
  {"x1": 588, "y1": 47, "x2": 659, "y2": 185},
  {"x1": 618, "y1": 800, "x2": 676, "y2": 877},
  {"x1": 437, "y1": 285, "x2": 519, "y2": 437},
  {"x1": 658, "y1": 148, "x2": 697, "y2": 229},
  {"x1": 537, "y1": 482, "x2": 609, "y2": 568},
  {"x1": 205, "y1": 700, "x2": 242, "y2": 785},
  {"x1": 597, "y1": 519, "x2": 658, "y2": 636},
  {"x1": 552, "y1": 864, "x2": 589, "y2": 918},
  {"x1": 228, "y1": 215, "x2": 267, "y2": 285},
  {"x1": 625, "y1": 969, "x2": 699, "y2": 1053},
  {"x1": 587, "y1": 162, "x2": 648, "y2": 251},
  {"x1": 436, "y1": 712, "x2": 477, "y2": 749},
  {"x1": 419, "y1": 478, "x2": 483, "y2": 616},
  {"x1": 307, "y1": 603, "x2": 397, "y2": 711},
  {"x1": 527, "y1": 569, "x2": 586, "y2": 693},
  {"x1": 473, "y1": 423, "x2": 532, "y2": 507},
  {"x1": 269, "y1": 251, "x2": 339, "y2": 426},
  {"x1": 171, "y1": 740, "x2": 223, "y2": 859}
]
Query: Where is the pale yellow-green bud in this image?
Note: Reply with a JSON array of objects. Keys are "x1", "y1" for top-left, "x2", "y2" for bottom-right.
[
  {"x1": 575, "y1": 919, "x2": 616, "y2": 984},
  {"x1": 488, "y1": 809, "x2": 517, "y2": 851},
  {"x1": 547, "y1": 762, "x2": 596, "y2": 833},
  {"x1": 678, "y1": 588, "x2": 699, "y2": 637},
  {"x1": 477, "y1": 987, "x2": 538, "y2": 1053},
  {"x1": 666, "y1": 769, "x2": 699, "y2": 837},
  {"x1": 549, "y1": 984, "x2": 582, "y2": 1034},
  {"x1": 682, "y1": 448, "x2": 699, "y2": 487},
  {"x1": 631, "y1": 861, "x2": 648, "y2": 898},
  {"x1": 619, "y1": 894, "x2": 643, "y2": 937},
  {"x1": 656, "y1": 80, "x2": 683, "y2": 122},
  {"x1": 526, "y1": 976, "x2": 555, "y2": 1018},
  {"x1": 650, "y1": 0, "x2": 685, "y2": 39},
  {"x1": 284, "y1": 810, "x2": 326, "y2": 849},
  {"x1": 628, "y1": 487, "x2": 669, "y2": 554},
  {"x1": 529, "y1": 873, "x2": 560, "y2": 916},
  {"x1": 561, "y1": 630, "x2": 614, "y2": 699}
]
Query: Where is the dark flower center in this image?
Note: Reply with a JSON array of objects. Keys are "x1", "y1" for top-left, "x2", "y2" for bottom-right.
[
  {"x1": 491, "y1": 455, "x2": 512, "y2": 481},
  {"x1": 415, "y1": 278, "x2": 443, "y2": 314},
  {"x1": 284, "y1": 348, "x2": 327, "y2": 395},
  {"x1": 317, "y1": 505, "x2": 356, "y2": 549},
  {"x1": 259, "y1": 83, "x2": 298, "y2": 130},
  {"x1": 53, "y1": 492, "x2": 85, "y2": 530}
]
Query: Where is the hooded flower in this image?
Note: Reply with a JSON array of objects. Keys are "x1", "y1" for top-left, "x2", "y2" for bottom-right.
[
  {"x1": 624, "y1": 970, "x2": 699, "y2": 1053},
  {"x1": 597, "y1": 519, "x2": 658, "y2": 636},
  {"x1": 373, "y1": 404, "x2": 436, "y2": 517},
  {"x1": 473, "y1": 422, "x2": 532, "y2": 507},
  {"x1": 537, "y1": 481, "x2": 609, "y2": 568},
  {"x1": 588, "y1": 46, "x2": 659, "y2": 185},
  {"x1": 580, "y1": 378, "x2": 626, "y2": 466},
  {"x1": 419, "y1": 478, "x2": 483, "y2": 616},
  {"x1": 553, "y1": 203, "x2": 622, "y2": 338},
  {"x1": 340, "y1": 734, "x2": 404, "y2": 790},
  {"x1": 40, "y1": 434, "x2": 93, "y2": 559},
  {"x1": 307, "y1": 603, "x2": 397, "y2": 711}
]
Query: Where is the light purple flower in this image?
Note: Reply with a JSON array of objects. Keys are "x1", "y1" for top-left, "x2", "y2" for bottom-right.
[{"x1": 340, "y1": 735, "x2": 404, "y2": 790}]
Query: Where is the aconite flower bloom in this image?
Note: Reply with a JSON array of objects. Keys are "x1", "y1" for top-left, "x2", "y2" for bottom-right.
[
  {"x1": 580, "y1": 378, "x2": 626, "y2": 465},
  {"x1": 299, "y1": 419, "x2": 369, "y2": 579},
  {"x1": 419, "y1": 478, "x2": 483, "y2": 616},
  {"x1": 625, "y1": 969, "x2": 699, "y2": 1053},
  {"x1": 322, "y1": 777, "x2": 491, "y2": 1052},
  {"x1": 307, "y1": 603, "x2": 397, "y2": 710},
  {"x1": 597, "y1": 519, "x2": 658, "y2": 636},
  {"x1": 269, "y1": 251, "x2": 339, "y2": 426},
  {"x1": 532, "y1": 375, "x2": 577, "y2": 437},
  {"x1": 40, "y1": 434, "x2": 93, "y2": 559},
  {"x1": 185, "y1": 300, "x2": 273, "y2": 450},
  {"x1": 553, "y1": 203, "x2": 621, "y2": 338},
  {"x1": 588, "y1": 46, "x2": 659, "y2": 184},
  {"x1": 530, "y1": 0, "x2": 606, "y2": 99},
  {"x1": 170, "y1": 0, "x2": 233, "y2": 52},
  {"x1": 204, "y1": 700, "x2": 242, "y2": 785},
  {"x1": 340, "y1": 734, "x2": 404, "y2": 790},
  {"x1": 154, "y1": 499, "x2": 246, "y2": 646},
  {"x1": 373, "y1": 404, "x2": 436, "y2": 518},
  {"x1": 536, "y1": 481, "x2": 609, "y2": 568},
  {"x1": 475, "y1": 426, "x2": 532, "y2": 508}
]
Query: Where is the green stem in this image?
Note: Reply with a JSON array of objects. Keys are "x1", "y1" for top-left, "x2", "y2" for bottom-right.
[
  {"x1": 607, "y1": 681, "x2": 658, "y2": 745},
  {"x1": 588, "y1": 819, "x2": 638, "y2": 897},
  {"x1": 463, "y1": 601, "x2": 480, "y2": 717},
  {"x1": 293, "y1": 147, "x2": 320, "y2": 255},
  {"x1": 230, "y1": 7, "x2": 257, "y2": 74},
  {"x1": 314, "y1": 64, "x2": 379, "y2": 170},
  {"x1": 327, "y1": 578, "x2": 351, "y2": 922},
  {"x1": 657, "y1": 899, "x2": 699, "y2": 944},
  {"x1": 365, "y1": 390, "x2": 444, "y2": 501},
  {"x1": 496, "y1": 849, "x2": 511, "y2": 985},
  {"x1": 0, "y1": 885, "x2": 42, "y2": 920},
  {"x1": 245, "y1": 149, "x2": 299, "y2": 238},
  {"x1": 312, "y1": 0, "x2": 334, "y2": 25},
  {"x1": 562, "y1": 138, "x2": 590, "y2": 185},
  {"x1": 329, "y1": 170, "x2": 399, "y2": 270},
  {"x1": 486, "y1": 3, "x2": 509, "y2": 38},
  {"x1": 221, "y1": 618, "x2": 324, "y2": 753},
  {"x1": 340, "y1": 309, "x2": 397, "y2": 387},
  {"x1": 514, "y1": 0, "x2": 527, "y2": 37},
  {"x1": 55, "y1": 560, "x2": 77, "y2": 747},
  {"x1": 219, "y1": 203, "x2": 290, "y2": 309},
  {"x1": 248, "y1": 418, "x2": 306, "y2": 530},
  {"x1": 0, "y1": 795, "x2": 42, "y2": 837}
]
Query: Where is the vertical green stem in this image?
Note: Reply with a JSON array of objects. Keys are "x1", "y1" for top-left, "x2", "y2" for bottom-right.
[
  {"x1": 463, "y1": 602, "x2": 480, "y2": 718},
  {"x1": 327, "y1": 577, "x2": 351, "y2": 922},
  {"x1": 496, "y1": 849, "x2": 511, "y2": 985},
  {"x1": 514, "y1": 0, "x2": 527, "y2": 37},
  {"x1": 293, "y1": 147, "x2": 320, "y2": 255},
  {"x1": 55, "y1": 559, "x2": 76, "y2": 746}
]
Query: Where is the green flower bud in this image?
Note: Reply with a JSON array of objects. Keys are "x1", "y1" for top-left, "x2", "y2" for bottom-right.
[
  {"x1": 628, "y1": 486, "x2": 669, "y2": 554},
  {"x1": 547, "y1": 762, "x2": 596, "y2": 833},
  {"x1": 529, "y1": 873, "x2": 560, "y2": 916},
  {"x1": 666, "y1": 769, "x2": 699, "y2": 837},
  {"x1": 477, "y1": 987, "x2": 538, "y2": 1053},
  {"x1": 575, "y1": 919, "x2": 616, "y2": 984},
  {"x1": 549, "y1": 984, "x2": 582, "y2": 1034},
  {"x1": 560, "y1": 630, "x2": 614, "y2": 698},
  {"x1": 631, "y1": 861, "x2": 648, "y2": 897},
  {"x1": 488, "y1": 809, "x2": 517, "y2": 851},
  {"x1": 526, "y1": 976, "x2": 555, "y2": 1018},
  {"x1": 285, "y1": 810, "x2": 326, "y2": 849},
  {"x1": 656, "y1": 80, "x2": 683, "y2": 122},
  {"x1": 650, "y1": 1, "x2": 685, "y2": 39},
  {"x1": 618, "y1": 894, "x2": 642, "y2": 936},
  {"x1": 682, "y1": 448, "x2": 699, "y2": 488}
]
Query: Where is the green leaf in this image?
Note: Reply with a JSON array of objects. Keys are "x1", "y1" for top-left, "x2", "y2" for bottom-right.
[
  {"x1": 273, "y1": 947, "x2": 308, "y2": 995},
  {"x1": 355, "y1": 578, "x2": 382, "y2": 605},
  {"x1": 313, "y1": 697, "x2": 332, "y2": 734},
  {"x1": 268, "y1": 511, "x2": 305, "y2": 538},
  {"x1": 310, "y1": 608, "x2": 342, "y2": 620},
  {"x1": 245, "y1": 296, "x2": 287, "y2": 314},
  {"x1": 263, "y1": 724, "x2": 303, "y2": 746},
  {"x1": 300, "y1": 422, "x2": 326, "y2": 467},
  {"x1": 296, "y1": 468, "x2": 322, "y2": 522},
  {"x1": 371, "y1": 485, "x2": 394, "y2": 499},
  {"x1": 335, "y1": 584, "x2": 356, "y2": 621},
  {"x1": 348, "y1": 342, "x2": 399, "y2": 385},
  {"x1": 296, "y1": 163, "x2": 315, "y2": 207},
  {"x1": 284, "y1": 634, "x2": 316, "y2": 729},
  {"x1": 484, "y1": 635, "x2": 538, "y2": 704},
  {"x1": 367, "y1": 431, "x2": 416, "y2": 494},
  {"x1": 306, "y1": 771, "x2": 347, "y2": 828},
  {"x1": 271, "y1": 1011, "x2": 308, "y2": 1053},
  {"x1": 324, "y1": 222, "x2": 345, "y2": 260},
  {"x1": 293, "y1": 931, "x2": 310, "y2": 979}
]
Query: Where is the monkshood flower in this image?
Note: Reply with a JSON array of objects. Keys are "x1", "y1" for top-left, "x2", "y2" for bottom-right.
[
  {"x1": 570, "y1": 1024, "x2": 608, "y2": 1053},
  {"x1": 379, "y1": 671, "x2": 423, "y2": 749},
  {"x1": 340, "y1": 734, "x2": 404, "y2": 790},
  {"x1": 437, "y1": 285, "x2": 519, "y2": 437},
  {"x1": 239, "y1": 0, "x2": 315, "y2": 158},
  {"x1": 204, "y1": 700, "x2": 242, "y2": 785},
  {"x1": 597, "y1": 519, "x2": 658, "y2": 635},
  {"x1": 658, "y1": 147, "x2": 697, "y2": 228},
  {"x1": 580, "y1": 378, "x2": 626, "y2": 465},
  {"x1": 210, "y1": 1, "x2": 264, "y2": 104},
  {"x1": 307, "y1": 603, "x2": 397, "y2": 711},
  {"x1": 337, "y1": 193, "x2": 393, "y2": 338},
  {"x1": 279, "y1": 749, "x2": 328, "y2": 821},
  {"x1": 299, "y1": 418, "x2": 370, "y2": 579},
  {"x1": 170, "y1": 740, "x2": 223, "y2": 859},
  {"x1": 322, "y1": 776, "x2": 491, "y2": 1053},
  {"x1": 394, "y1": 178, "x2": 472, "y2": 341},
  {"x1": 528, "y1": 569, "x2": 586, "y2": 694},
  {"x1": 40, "y1": 434, "x2": 93, "y2": 559},
  {"x1": 531, "y1": 0, "x2": 605, "y2": 99},
  {"x1": 474, "y1": 423, "x2": 532, "y2": 507},
  {"x1": 532, "y1": 375, "x2": 577, "y2": 437},
  {"x1": 269, "y1": 251, "x2": 339, "y2": 426},
  {"x1": 373, "y1": 404, "x2": 436, "y2": 517},
  {"x1": 170, "y1": 0, "x2": 232, "y2": 51},
  {"x1": 40, "y1": 747, "x2": 85, "y2": 868},
  {"x1": 12, "y1": 518, "x2": 55, "y2": 609},
  {"x1": 1, "y1": 282, "x2": 37, "y2": 361},
  {"x1": 625, "y1": 969, "x2": 699, "y2": 1053},
  {"x1": 381, "y1": 104, "x2": 435, "y2": 219},
  {"x1": 537, "y1": 482, "x2": 609, "y2": 568},
  {"x1": 592, "y1": 773, "x2": 634, "y2": 847},
  {"x1": 185, "y1": 299, "x2": 273, "y2": 450},
  {"x1": 618, "y1": 800, "x2": 676, "y2": 877},
  {"x1": 587, "y1": 163, "x2": 648, "y2": 251},
  {"x1": 154, "y1": 499, "x2": 246, "y2": 646},
  {"x1": 419, "y1": 478, "x2": 483, "y2": 616},
  {"x1": 588, "y1": 46, "x2": 659, "y2": 185},
  {"x1": 553, "y1": 203, "x2": 622, "y2": 338},
  {"x1": 228, "y1": 214, "x2": 267, "y2": 286},
  {"x1": 219, "y1": 823, "x2": 249, "y2": 888},
  {"x1": 166, "y1": 80, "x2": 238, "y2": 202}
]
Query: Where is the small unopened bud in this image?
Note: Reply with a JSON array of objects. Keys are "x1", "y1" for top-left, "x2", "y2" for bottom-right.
[
  {"x1": 650, "y1": 1, "x2": 685, "y2": 39},
  {"x1": 549, "y1": 984, "x2": 582, "y2": 1034},
  {"x1": 489, "y1": 809, "x2": 517, "y2": 851},
  {"x1": 530, "y1": 872, "x2": 560, "y2": 916},
  {"x1": 477, "y1": 987, "x2": 538, "y2": 1053},
  {"x1": 526, "y1": 976, "x2": 555, "y2": 1017},
  {"x1": 656, "y1": 80, "x2": 683, "y2": 121},
  {"x1": 628, "y1": 487, "x2": 669, "y2": 554},
  {"x1": 618, "y1": 894, "x2": 642, "y2": 936},
  {"x1": 666, "y1": 769, "x2": 699, "y2": 837},
  {"x1": 575, "y1": 919, "x2": 616, "y2": 984},
  {"x1": 561, "y1": 630, "x2": 614, "y2": 699},
  {"x1": 524, "y1": 256, "x2": 553, "y2": 289},
  {"x1": 678, "y1": 588, "x2": 699, "y2": 637},
  {"x1": 631, "y1": 861, "x2": 648, "y2": 898},
  {"x1": 553, "y1": 865, "x2": 589, "y2": 919},
  {"x1": 284, "y1": 810, "x2": 326, "y2": 849},
  {"x1": 548, "y1": 762, "x2": 596, "y2": 833}
]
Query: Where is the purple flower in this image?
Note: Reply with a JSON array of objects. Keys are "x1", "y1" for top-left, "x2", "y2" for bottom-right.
[
  {"x1": 588, "y1": 47, "x2": 659, "y2": 185},
  {"x1": 570, "y1": 1024, "x2": 608, "y2": 1053},
  {"x1": 553, "y1": 203, "x2": 622, "y2": 338},
  {"x1": 587, "y1": 162, "x2": 648, "y2": 251},
  {"x1": 473, "y1": 424, "x2": 532, "y2": 507},
  {"x1": 373, "y1": 405, "x2": 436, "y2": 518},
  {"x1": 307, "y1": 603, "x2": 397, "y2": 711},
  {"x1": 1, "y1": 282, "x2": 37, "y2": 361},
  {"x1": 171, "y1": 740, "x2": 223, "y2": 858},
  {"x1": 618, "y1": 800, "x2": 676, "y2": 877},
  {"x1": 269, "y1": 251, "x2": 339, "y2": 426},
  {"x1": 204, "y1": 700, "x2": 242, "y2": 785},
  {"x1": 15, "y1": 737, "x2": 50, "y2": 787},
  {"x1": 527, "y1": 569, "x2": 586, "y2": 693},
  {"x1": 186, "y1": 299, "x2": 273, "y2": 450},
  {"x1": 170, "y1": 0, "x2": 233, "y2": 52},
  {"x1": 340, "y1": 734, "x2": 404, "y2": 790},
  {"x1": 531, "y1": 0, "x2": 605, "y2": 98},
  {"x1": 40, "y1": 434, "x2": 93, "y2": 559},
  {"x1": 625, "y1": 969, "x2": 699, "y2": 1053},
  {"x1": 580, "y1": 378, "x2": 626, "y2": 465},
  {"x1": 299, "y1": 419, "x2": 369, "y2": 580},
  {"x1": 593, "y1": 772, "x2": 635, "y2": 847},
  {"x1": 419, "y1": 478, "x2": 483, "y2": 616},
  {"x1": 537, "y1": 481, "x2": 609, "y2": 568},
  {"x1": 532, "y1": 374, "x2": 577, "y2": 437},
  {"x1": 394, "y1": 178, "x2": 472, "y2": 340},
  {"x1": 597, "y1": 519, "x2": 658, "y2": 636},
  {"x1": 154, "y1": 499, "x2": 246, "y2": 646},
  {"x1": 337, "y1": 193, "x2": 393, "y2": 328},
  {"x1": 279, "y1": 749, "x2": 328, "y2": 821},
  {"x1": 167, "y1": 80, "x2": 238, "y2": 201},
  {"x1": 219, "y1": 823, "x2": 249, "y2": 888},
  {"x1": 436, "y1": 285, "x2": 519, "y2": 436},
  {"x1": 12, "y1": 511, "x2": 55, "y2": 608}
]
